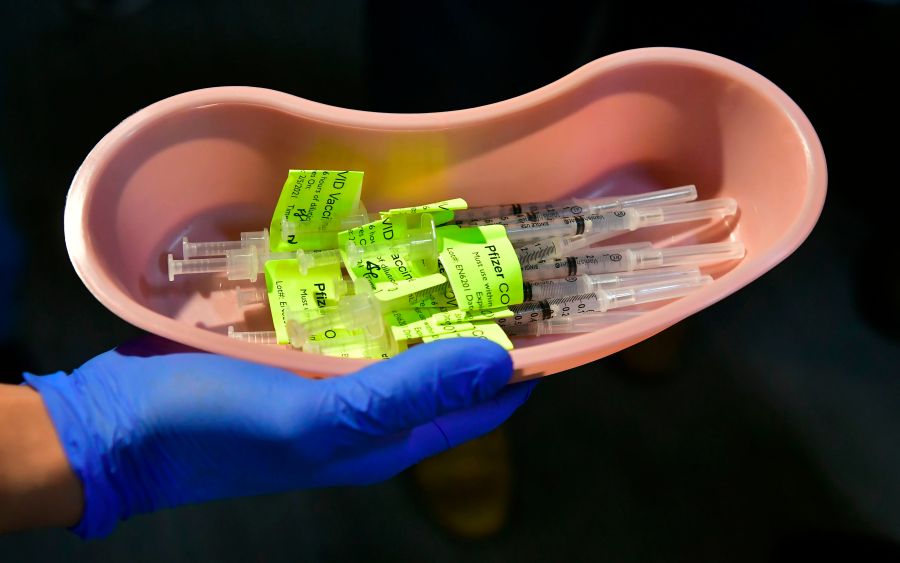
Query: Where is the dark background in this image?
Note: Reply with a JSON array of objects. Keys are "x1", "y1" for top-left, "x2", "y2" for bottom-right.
[{"x1": 1, "y1": 0, "x2": 899, "y2": 561}]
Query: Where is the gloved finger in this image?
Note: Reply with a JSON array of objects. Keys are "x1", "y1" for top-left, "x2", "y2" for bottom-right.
[
  {"x1": 313, "y1": 379, "x2": 537, "y2": 487},
  {"x1": 429, "y1": 379, "x2": 538, "y2": 449},
  {"x1": 325, "y1": 339, "x2": 513, "y2": 438}
]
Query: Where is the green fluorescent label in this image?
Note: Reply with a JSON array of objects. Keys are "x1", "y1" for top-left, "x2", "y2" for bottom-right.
[
  {"x1": 422, "y1": 321, "x2": 514, "y2": 350},
  {"x1": 270, "y1": 170, "x2": 363, "y2": 252},
  {"x1": 438, "y1": 225, "x2": 524, "y2": 311},
  {"x1": 264, "y1": 259, "x2": 343, "y2": 344}
]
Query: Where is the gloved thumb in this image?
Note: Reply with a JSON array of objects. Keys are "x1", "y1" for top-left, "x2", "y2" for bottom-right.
[{"x1": 327, "y1": 338, "x2": 513, "y2": 437}]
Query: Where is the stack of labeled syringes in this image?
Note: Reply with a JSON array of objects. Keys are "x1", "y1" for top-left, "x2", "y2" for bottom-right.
[
  {"x1": 165, "y1": 182, "x2": 744, "y2": 357},
  {"x1": 448, "y1": 185, "x2": 742, "y2": 338}
]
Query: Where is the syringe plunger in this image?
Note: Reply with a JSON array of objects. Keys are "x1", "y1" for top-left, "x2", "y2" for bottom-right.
[
  {"x1": 511, "y1": 198, "x2": 738, "y2": 262},
  {"x1": 227, "y1": 326, "x2": 278, "y2": 344},
  {"x1": 521, "y1": 240, "x2": 745, "y2": 281},
  {"x1": 182, "y1": 229, "x2": 270, "y2": 259}
]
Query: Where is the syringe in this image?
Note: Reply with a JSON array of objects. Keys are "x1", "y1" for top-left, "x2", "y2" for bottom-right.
[
  {"x1": 505, "y1": 198, "x2": 738, "y2": 251},
  {"x1": 455, "y1": 185, "x2": 698, "y2": 225},
  {"x1": 502, "y1": 311, "x2": 642, "y2": 336},
  {"x1": 168, "y1": 245, "x2": 295, "y2": 282},
  {"x1": 522, "y1": 266, "x2": 702, "y2": 302},
  {"x1": 170, "y1": 215, "x2": 440, "y2": 282},
  {"x1": 169, "y1": 243, "x2": 353, "y2": 283},
  {"x1": 496, "y1": 275, "x2": 713, "y2": 327},
  {"x1": 521, "y1": 240, "x2": 745, "y2": 281},
  {"x1": 179, "y1": 202, "x2": 368, "y2": 260}
]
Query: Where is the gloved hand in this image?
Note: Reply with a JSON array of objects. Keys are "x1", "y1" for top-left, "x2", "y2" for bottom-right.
[{"x1": 25, "y1": 337, "x2": 535, "y2": 539}]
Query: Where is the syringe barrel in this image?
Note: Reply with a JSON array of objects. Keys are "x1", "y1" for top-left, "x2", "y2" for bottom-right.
[
  {"x1": 456, "y1": 186, "x2": 698, "y2": 226},
  {"x1": 497, "y1": 301, "x2": 550, "y2": 326},
  {"x1": 515, "y1": 237, "x2": 565, "y2": 265},
  {"x1": 506, "y1": 208, "x2": 646, "y2": 245},
  {"x1": 503, "y1": 215, "x2": 587, "y2": 243},
  {"x1": 581, "y1": 210, "x2": 639, "y2": 239},
  {"x1": 514, "y1": 229, "x2": 637, "y2": 265},
  {"x1": 500, "y1": 293, "x2": 606, "y2": 326},
  {"x1": 521, "y1": 249, "x2": 637, "y2": 280}
]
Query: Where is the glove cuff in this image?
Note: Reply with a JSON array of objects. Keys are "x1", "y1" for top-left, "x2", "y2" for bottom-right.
[{"x1": 24, "y1": 371, "x2": 123, "y2": 539}]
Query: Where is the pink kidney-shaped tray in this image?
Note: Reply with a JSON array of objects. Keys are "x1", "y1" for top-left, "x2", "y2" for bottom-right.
[{"x1": 64, "y1": 47, "x2": 827, "y2": 380}]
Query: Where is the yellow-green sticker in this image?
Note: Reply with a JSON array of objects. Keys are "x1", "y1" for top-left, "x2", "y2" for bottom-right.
[
  {"x1": 381, "y1": 198, "x2": 468, "y2": 226},
  {"x1": 270, "y1": 170, "x2": 363, "y2": 252},
  {"x1": 264, "y1": 259, "x2": 344, "y2": 344},
  {"x1": 339, "y1": 216, "x2": 434, "y2": 287},
  {"x1": 437, "y1": 225, "x2": 524, "y2": 311},
  {"x1": 339, "y1": 215, "x2": 406, "y2": 254},
  {"x1": 422, "y1": 321, "x2": 514, "y2": 350},
  {"x1": 384, "y1": 307, "x2": 477, "y2": 342},
  {"x1": 371, "y1": 273, "x2": 448, "y2": 306}
]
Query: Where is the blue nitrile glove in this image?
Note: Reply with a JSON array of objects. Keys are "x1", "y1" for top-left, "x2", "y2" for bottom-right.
[{"x1": 24, "y1": 337, "x2": 535, "y2": 539}]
